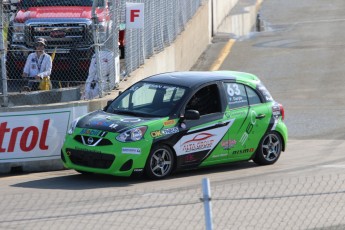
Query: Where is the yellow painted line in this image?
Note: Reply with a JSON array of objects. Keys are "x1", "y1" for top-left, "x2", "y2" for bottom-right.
[{"x1": 209, "y1": 39, "x2": 235, "y2": 71}]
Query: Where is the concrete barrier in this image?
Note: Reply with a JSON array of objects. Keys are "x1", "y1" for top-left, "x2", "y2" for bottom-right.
[
  {"x1": 0, "y1": 87, "x2": 81, "y2": 107},
  {"x1": 0, "y1": 0, "x2": 262, "y2": 174}
]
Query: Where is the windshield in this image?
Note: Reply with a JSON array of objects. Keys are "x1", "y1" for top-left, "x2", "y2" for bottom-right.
[
  {"x1": 106, "y1": 82, "x2": 187, "y2": 117},
  {"x1": 20, "y1": 0, "x2": 104, "y2": 7}
]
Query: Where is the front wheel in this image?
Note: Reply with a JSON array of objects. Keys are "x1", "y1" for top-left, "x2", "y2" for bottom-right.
[
  {"x1": 253, "y1": 131, "x2": 282, "y2": 165},
  {"x1": 145, "y1": 145, "x2": 174, "y2": 179}
]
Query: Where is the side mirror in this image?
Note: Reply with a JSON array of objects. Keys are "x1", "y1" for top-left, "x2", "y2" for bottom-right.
[{"x1": 183, "y1": 110, "x2": 200, "y2": 120}]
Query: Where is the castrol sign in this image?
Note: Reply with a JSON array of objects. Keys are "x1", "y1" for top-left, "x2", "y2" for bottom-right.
[{"x1": 0, "y1": 110, "x2": 75, "y2": 162}]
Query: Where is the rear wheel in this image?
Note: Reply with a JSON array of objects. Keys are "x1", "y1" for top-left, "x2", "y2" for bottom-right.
[
  {"x1": 145, "y1": 145, "x2": 174, "y2": 179},
  {"x1": 253, "y1": 131, "x2": 282, "y2": 165}
]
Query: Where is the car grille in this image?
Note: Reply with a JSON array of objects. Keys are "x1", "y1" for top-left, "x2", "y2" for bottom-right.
[
  {"x1": 66, "y1": 148, "x2": 115, "y2": 169},
  {"x1": 74, "y1": 135, "x2": 112, "y2": 146},
  {"x1": 25, "y1": 19, "x2": 93, "y2": 49}
]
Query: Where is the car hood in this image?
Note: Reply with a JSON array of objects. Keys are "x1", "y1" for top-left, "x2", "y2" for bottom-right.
[{"x1": 77, "y1": 110, "x2": 163, "y2": 133}]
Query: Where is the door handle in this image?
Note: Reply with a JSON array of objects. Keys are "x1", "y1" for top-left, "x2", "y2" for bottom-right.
[{"x1": 256, "y1": 114, "x2": 266, "y2": 119}]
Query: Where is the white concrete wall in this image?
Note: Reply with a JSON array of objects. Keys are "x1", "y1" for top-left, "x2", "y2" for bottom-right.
[{"x1": 212, "y1": 0, "x2": 240, "y2": 34}]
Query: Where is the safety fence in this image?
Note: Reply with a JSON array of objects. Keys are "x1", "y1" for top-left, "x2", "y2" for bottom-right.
[
  {"x1": 0, "y1": 0, "x2": 202, "y2": 107},
  {"x1": 1, "y1": 173, "x2": 345, "y2": 229}
]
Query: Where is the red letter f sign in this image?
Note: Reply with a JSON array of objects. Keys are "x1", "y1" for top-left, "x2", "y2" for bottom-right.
[
  {"x1": 130, "y1": 9, "x2": 140, "y2": 22},
  {"x1": 126, "y1": 3, "x2": 145, "y2": 29}
]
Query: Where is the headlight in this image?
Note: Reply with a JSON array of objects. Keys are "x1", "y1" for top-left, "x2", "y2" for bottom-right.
[
  {"x1": 116, "y1": 126, "x2": 147, "y2": 142},
  {"x1": 67, "y1": 118, "x2": 80, "y2": 135},
  {"x1": 12, "y1": 23, "x2": 25, "y2": 42}
]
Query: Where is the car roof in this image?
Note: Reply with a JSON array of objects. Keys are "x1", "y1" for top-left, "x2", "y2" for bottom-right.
[{"x1": 142, "y1": 71, "x2": 259, "y2": 88}]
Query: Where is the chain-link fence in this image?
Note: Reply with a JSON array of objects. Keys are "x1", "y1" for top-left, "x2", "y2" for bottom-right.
[
  {"x1": 124, "y1": 0, "x2": 202, "y2": 74},
  {"x1": 1, "y1": 173, "x2": 345, "y2": 229},
  {"x1": 0, "y1": 0, "x2": 202, "y2": 107}
]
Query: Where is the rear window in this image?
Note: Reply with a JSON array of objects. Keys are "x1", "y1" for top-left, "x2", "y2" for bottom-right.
[{"x1": 257, "y1": 83, "x2": 273, "y2": 102}]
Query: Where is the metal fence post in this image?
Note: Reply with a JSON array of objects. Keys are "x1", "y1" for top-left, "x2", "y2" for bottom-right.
[
  {"x1": 91, "y1": 0, "x2": 103, "y2": 98},
  {"x1": 0, "y1": 1, "x2": 9, "y2": 107},
  {"x1": 202, "y1": 178, "x2": 213, "y2": 230}
]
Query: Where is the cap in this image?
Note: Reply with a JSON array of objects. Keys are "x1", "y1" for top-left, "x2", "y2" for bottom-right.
[{"x1": 35, "y1": 38, "x2": 47, "y2": 46}]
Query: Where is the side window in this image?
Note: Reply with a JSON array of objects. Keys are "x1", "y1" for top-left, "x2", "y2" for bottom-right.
[
  {"x1": 185, "y1": 84, "x2": 221, "y2": 116},
  {"x1": 223, "y1": 83, "x2": 248, "y2": 109},
  {"x1": 246, "y1": 86, "x2": 262, "y2": 105}
]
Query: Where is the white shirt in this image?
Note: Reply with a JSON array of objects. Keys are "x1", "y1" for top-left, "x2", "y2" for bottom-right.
[
  {"x1": 84, "y1": 50, "x2": 114, "y2": 100},
  {"x1": 23, "y1": 52, "x2": 52, "y2": 78}
]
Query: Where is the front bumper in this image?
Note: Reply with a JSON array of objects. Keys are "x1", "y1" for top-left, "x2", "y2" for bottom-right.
[{"x1": 61, "y1": 138, "x2": 152, "y2": 177}]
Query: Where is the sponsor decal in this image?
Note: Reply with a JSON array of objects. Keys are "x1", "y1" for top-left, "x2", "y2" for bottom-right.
[
  {"x1": 232, "y1": 148, "x2": 254, "y2": 155},
  {"x1": 90, "y1": 120, "x2": 113, "y2": 126},
  {"x1": 181, "y1": 133, "x2": 215, "y2": 153},
  {"x1": 212, "y1": 153, "x2": 228, "y2": 158},
  {"x1": 184, "y1": 154, "x2": 197, "y2": 162},
  {"x1": 151, "y1": 127, "x2": 179, "y2": 138},
  {"x1": 257, "y1": 84, "x2": 273, "y2": 101},
  {"x1": 239, "y1": 110, "x2": 257, "y2": 145},
  {"x1": 146, "y1": 83, "x2": 178, "y2": 90},
  {"x1": 133, "y1": 168, "x2": 143, "y2": 172},
  {"x1": 109, "y1": 123, "x2": 119, "y2": 129},
  {"x1": 162, "y1": 127, "x2": 179, "y2": 135},
  {"x1": 122, "y1": 147, "x2": 141, "y2": 154},
  {"x1": 80, "y1": 129, "x2": 102, "y2": 136},
  {"x1": 227, "y1": 84, "x2": 247, "y2": 106},
  {"x1": 0, "y1": 120, "x2": 49, "y2": 153},
  {"x1": 272, "y1": 105, "x2": 281, "y2": 117},
  {"x1": 1, "y1": 108, "x2": 86, "y2": 162},
  {"x1": 227, "y1": 110, "x2": 246, "y2": 118},
  {"x1": 221, "y1": 139, "x2": 236, "y2": 150},
  {"x1": 174, "y1": 119, "x2": 235, "y2": 156},
  {"x1": 163, "y1": 120, "x2": 175, "y2": 126},
  {"x1": 228, "y1": 96, "x2": 246, "y2": 105},
  {"x1": 151, "y1": 130, "x2": 163, "y2": 138},
  {"x1": 120, "y1": 118, "x2": 142, "y2": 123}
]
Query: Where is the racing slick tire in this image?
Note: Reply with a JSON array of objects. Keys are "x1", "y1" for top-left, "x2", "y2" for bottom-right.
[
  {"x1": 145, "y1": 145, "x2": 175, "y2": 180},
  {"x1": 253, "y1": 131, "x2": 282, "y2": 165}
]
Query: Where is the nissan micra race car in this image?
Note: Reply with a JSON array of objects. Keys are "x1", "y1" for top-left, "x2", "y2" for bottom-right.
[{"x1": 61, "y1": 71, "x2": 288, "y2": 179}]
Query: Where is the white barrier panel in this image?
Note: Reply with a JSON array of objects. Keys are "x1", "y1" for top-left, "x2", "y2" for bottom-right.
[{"x1": 0, "y1": 107, "x2": 87, "y2": 162}]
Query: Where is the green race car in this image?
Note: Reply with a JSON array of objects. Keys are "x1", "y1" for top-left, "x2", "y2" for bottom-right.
[{"x1": 61, "y1": 71, "x2": 287, "y2": 179}]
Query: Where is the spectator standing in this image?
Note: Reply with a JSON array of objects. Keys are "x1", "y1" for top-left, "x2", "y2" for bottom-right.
[
  {"x1": 83, "y1": 49, "x2": 114, "y2": 100},
  {"x1": 22, "y1": 38, "x2": 52, "y2": 91}
]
